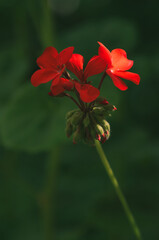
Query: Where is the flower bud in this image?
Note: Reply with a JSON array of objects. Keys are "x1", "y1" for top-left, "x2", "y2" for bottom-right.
[
  {"x1": 105, "y1": 130, "x2": 110, "y2": 140},
  {"x1": 95, "y1": 124, "x2": 105, "y2": 136},
  {"x1": 65, "y1": 100, "x2": 116, "y2": 145},
  {"x1": 71, "y1": 111, "x2": 83, "y2": 126},
  {"x1": 100, "y1": 119, "x2": 110, "y2": 132},
  {"x1": 92, "y1": 106, "x2": 105, "y2": 116},
  {"x1": 83, "y1": 114, "x2": 90, "y2": 127},
  {"x1": 96, "y1": 97, "x2": 109, "y2": 105},
  {"x1": 73, "y1": 128, "x2": 82, "y2": 144},
  {"x1": 66, "y1": 110, "x2": 77, "y2": 120},
  {"x1": 103, "y1": 104, "x2": 117, "y2": 112},
  {"x1": 65, "y1": 120, "x2": 74, "y2": 138}
]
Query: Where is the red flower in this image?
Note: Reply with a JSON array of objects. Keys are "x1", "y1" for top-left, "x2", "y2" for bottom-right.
[
  {"x1": 31, "y1": 46, "x2": 74, "y2": 87},
  {"x1": 98, "y1": 42, "x2": 140, "y2": 90},
  {"x1": 66, "y1": 53, "x2": 107, "y2": 102}
]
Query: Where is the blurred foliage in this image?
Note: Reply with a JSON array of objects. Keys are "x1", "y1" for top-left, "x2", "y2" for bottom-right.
[{"x1": 0, "y1": 0, "x2": 159, "y2": 239}]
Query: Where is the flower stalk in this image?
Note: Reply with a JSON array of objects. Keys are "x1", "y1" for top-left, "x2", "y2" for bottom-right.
[
  {"x1": 98, "y1": 71, "x2": 107, "y2": 89},
  {"x1": 94, "y1": 140, "x2": 142, "y2": 240},
  {"x1": 64, "y1": 93, "x2": 83, "y2": 111},
  {"x1": 31, "y1": 41, "x2": 142, "y2": 237}
]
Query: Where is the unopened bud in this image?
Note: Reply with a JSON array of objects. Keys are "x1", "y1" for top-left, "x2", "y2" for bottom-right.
[
  {"x1": 100, "y1": 119, "x2": 110, "y2": 132},
  {"x1": 104, "y1": 104, "x2": 116, "y2": 112},
  {"x1": 66, "y1": 110, "x2": 77, "y2": 120},
  {"x1": 73, "y1": 129, "x2": 81, "y2": 143},
  {"x1": 65, "y1": 121, "x2": 73, "y2": 138},
  {"x1": 95, "y1": 124, "x2": 104, "y2": 136},
  {"x1": 83, "y1": 114, "x2": 90, "y2": 127},
  {"x1": 92, "y1": 106, "x2": 105, "y2": 116},
  {"x1": 96, "y1": 97, "x2": 109, "y2": 105},
  {"x1": 101, "y1": 133, "x2": 107, "y2": 143},
  {"x1": 105, "y1": 130, "x2": 110, "y2": 140},
  {"x1": 96, "y1": 134, "x2": 101, "y2": 141},
  {"x1": 71, "y1": 111, "x2": 83, "y2": 126}
]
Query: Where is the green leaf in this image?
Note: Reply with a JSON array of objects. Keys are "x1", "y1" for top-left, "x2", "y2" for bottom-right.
[{"x1": 0, "y1": 84, "x2": 72, "y2": 152}]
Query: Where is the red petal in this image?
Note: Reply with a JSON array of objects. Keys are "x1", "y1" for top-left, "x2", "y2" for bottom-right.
[
  {"x1": 36, "y1": 47, "x2": 58, "y2": 68},
  {"x1": 66, "y1": 53, "x2": 84, "y2": 81},
  {"x1": 98, "y1": 42, "x2": 112, "y2": 67},
  {"x1": 60, "y1": 78, "x2": 74, "y2": 91},
  {"x1": 75, "y1": 82, "x2": 100, "y2": 103},
  {"x1": 51, "y1": 77, "x2": 65, "y2": 95},
  {"x1": 107, "y1": 69, "x2": 128, "y2": 91},
  {"x1": 84, "y1": 55, "x2": 107, "y2": 81},
  {"x1": 31, "y1": 68, "x2": 59, "y2": 87},
  {"x1": 57, "y1": 47, "x2": 74, "y2": 65},
  {"x1": 111, "y1": 49, "x2": 134, "y2": 71},
  {"x1": 51, "y1": 78, "x2": 74, "y2": 95},
  {"x1": 113, "y1": 71, "x2": 140, "y2": 85}
]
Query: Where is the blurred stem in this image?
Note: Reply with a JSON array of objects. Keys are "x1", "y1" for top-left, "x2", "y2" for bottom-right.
[
  {"x1": 94, "y1": 140, "x2": 142, "y2": 240},
  {"x1": 41, "y1": 0, "x2": 54, "y2": 47},
  {"x1": 28, "y1": 0, "x2": 55, "y2": 48},
  {"x1": 42, "y1": 148, "x2": 59, "y2": 240},
  {"x1": 74, "y1": 89, "x2": 86, "y2": 110}
]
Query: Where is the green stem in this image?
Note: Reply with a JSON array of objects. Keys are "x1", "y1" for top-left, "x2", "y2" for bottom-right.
[
  {"x1": 94, "y1": 140, "x2": 142, "y2": 240},
  {"x1": 64, "y1": 93, "x2": 83, "y2": 111},
  {"x1": 41, "y1": 149, "x2": 59, "y2": 240},
  {"x1": 98, "y1": 72, "x2": 107, "y2": 90},
  {"x1": 41, "y1": 0, "x2": 55, "y2": 47}
]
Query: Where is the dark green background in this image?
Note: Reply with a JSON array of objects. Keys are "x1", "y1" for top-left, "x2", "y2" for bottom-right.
[{"x1": 0, "y1": 0, "x2": 159, "y2": 239}]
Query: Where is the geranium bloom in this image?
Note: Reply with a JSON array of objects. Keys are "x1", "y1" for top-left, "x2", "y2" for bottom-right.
[
  {"x1": 66, "y1": 53, "x2": 107, "y2": 102},
  {"x1": 98, "y1": 42, "x2": 140, "y2": 90},
  {"x1": 31, "y1": 46, "x2": 74, "y2": 88}
]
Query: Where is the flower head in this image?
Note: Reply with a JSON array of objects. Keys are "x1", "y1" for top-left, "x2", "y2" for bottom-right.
[
  {"x1": 98, "y1": 42, "x2": 140, "y2": 90},
  {"x1": 31, "y1": 43, "x2": 140, "y2": 144},
  {"x1": 31, "y1": 46, "x2": 74, "y2": 87}
]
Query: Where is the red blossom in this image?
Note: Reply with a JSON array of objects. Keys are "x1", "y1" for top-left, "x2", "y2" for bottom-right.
[
  {"x1": 66, "y1": 53, "x2": 106, "y2": 102},
  {"x1": 31, "y1": 46, "x2": 74, "y2": 87},
  {"x1": 98, "y1": 42, "x2": 140, "y2": 90},
  {"x1": 66, "y1": 53, "x2": 106, "y2": 82}
]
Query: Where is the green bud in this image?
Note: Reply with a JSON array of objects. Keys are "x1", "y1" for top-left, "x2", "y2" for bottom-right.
[
  {"x1": 65, "y1": 101, "x2": 116, "y2": 145},
  {"x1": 83, "y1": 126, "x2": 94, "y2": 145},
  {"x1": 92, "y1": 106, "x2": 105, "y2": 115},
  {"x1": 65, "y1": 121, "x2": 73, "y2": 138},
  {"x1": 106, "y1": 129, "x2": 110, "y2": 140},
  {"x1": 71, "y1": 111, "x2": 83, "y2": 126},
  {"x1": 103, "y1": 104, "x2": 116, "y2": 112},
  {"x1": 83, "y1": 113, "x2": 90, "y2": 127},
  {"x1": 96, "y1": 97, "x2": 109, "y2": 105},
  {"x1": 66, "y1": 109, "x2": 77, "y2": 120},
  {"x1": 73, "y1": 128, "x2": 82, "y2": 144},
  {"x1": 91, "y1": 112, "x2": 104, "y2": 123},
  {"x1": 100, "y1": 119, "x2": 110, "y2": 132},
  {"x1": 90, "y1": 127, "x2": 96, "y2": 140},
  {"x1": 95, "y1": 124, "x2": 104, "y2": 136}
]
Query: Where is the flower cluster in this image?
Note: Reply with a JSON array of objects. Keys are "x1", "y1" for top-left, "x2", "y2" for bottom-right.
[{"x1": 31, "y1": 42, "x2": 140, "y2": 144}]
